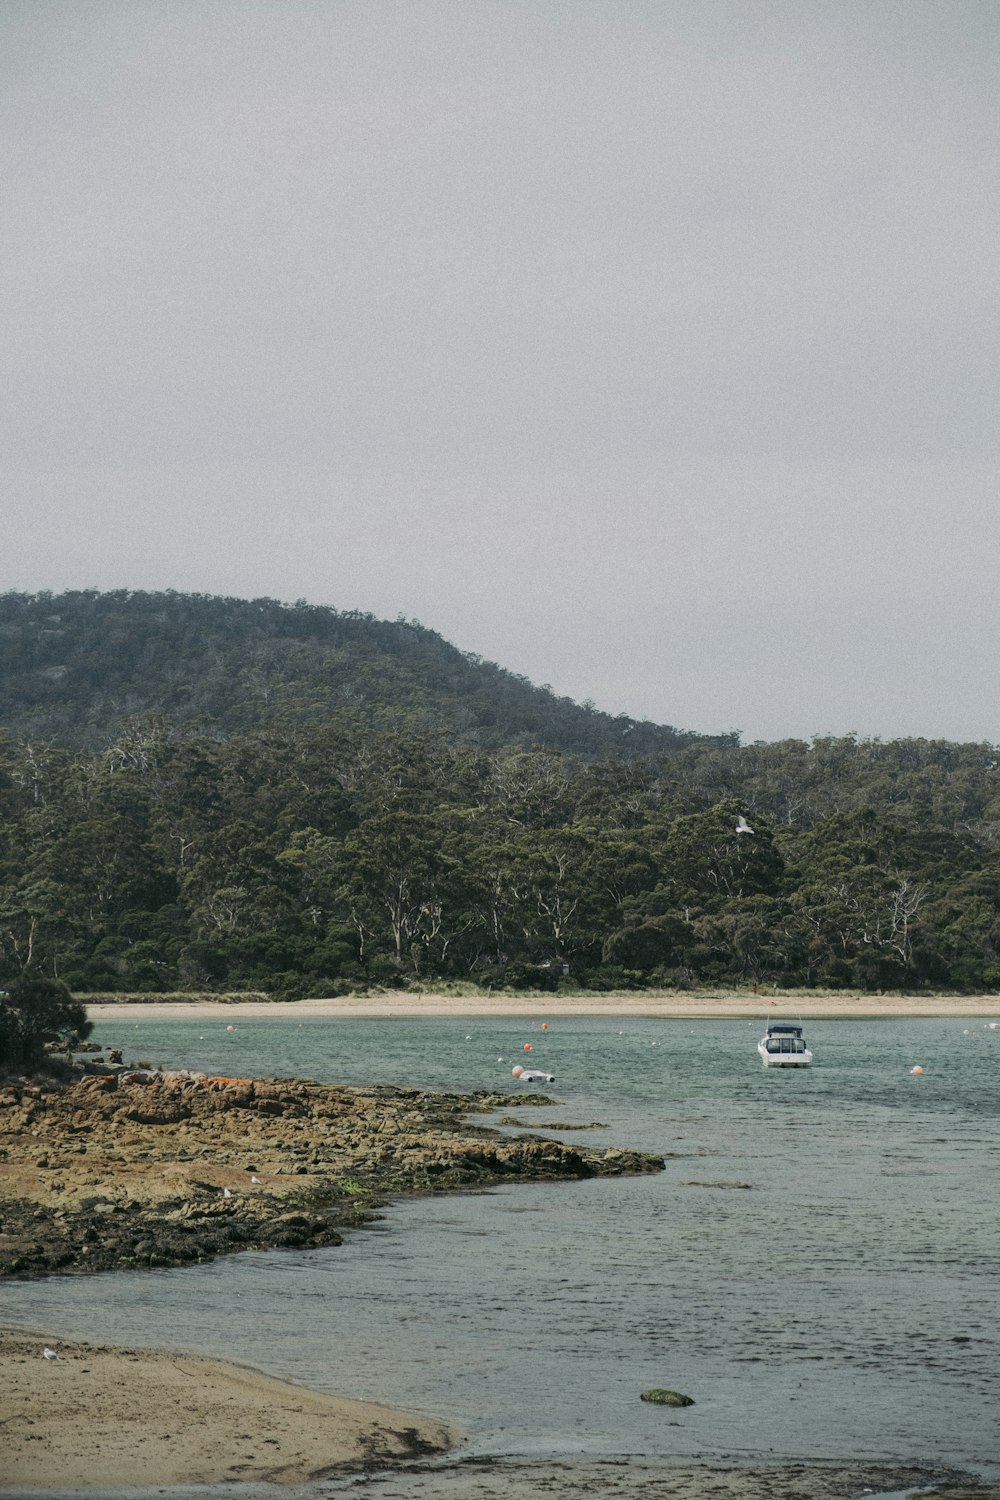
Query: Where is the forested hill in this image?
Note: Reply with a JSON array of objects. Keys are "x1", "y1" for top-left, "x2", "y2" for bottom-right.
[
  {"x1": 2, "y1": 588, "x2": 1000, "y2": 999},
  {"x1": 0, "y1": 590, "x2": 715, "y2": 756}
]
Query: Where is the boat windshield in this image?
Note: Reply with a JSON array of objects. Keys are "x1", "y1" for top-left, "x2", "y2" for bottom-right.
[{"x1": 765, "y1": 1037, "x2": 807, "y2": 1053}]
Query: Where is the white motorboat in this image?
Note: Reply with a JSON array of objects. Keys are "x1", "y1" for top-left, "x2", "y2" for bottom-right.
[{"x1": 757, "y1": 1022, "x2": 813, "y2": 1068}]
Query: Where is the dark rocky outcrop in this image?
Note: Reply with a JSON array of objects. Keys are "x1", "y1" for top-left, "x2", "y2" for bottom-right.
[{"x1": 0, "y1": 1074, "x2": 663, "y2": 1278}]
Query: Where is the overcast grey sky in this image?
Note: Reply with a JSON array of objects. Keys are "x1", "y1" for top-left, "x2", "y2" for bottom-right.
[{"x1": 3, "y1": 1, "x2": 998, "y2": 743}]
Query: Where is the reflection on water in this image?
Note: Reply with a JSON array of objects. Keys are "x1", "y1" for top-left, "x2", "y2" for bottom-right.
[{"x1": 4, "y1": 1016, "x2": 999, "y2": 1481}]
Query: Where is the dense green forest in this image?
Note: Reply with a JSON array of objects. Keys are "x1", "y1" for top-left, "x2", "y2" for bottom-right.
[
  {"x1": 0, "y1": 589, "x2": 717, "y2": 756},
  {"x1": 2, "y1": 590, "x2": 999, "y2": 997}
]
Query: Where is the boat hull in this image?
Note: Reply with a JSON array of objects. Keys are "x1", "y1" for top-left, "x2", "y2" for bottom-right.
[{"x1": 757, "y1": 1042, "x2": 813, "y2": 1068}]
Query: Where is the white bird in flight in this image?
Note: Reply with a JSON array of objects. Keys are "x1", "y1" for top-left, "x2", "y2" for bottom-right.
[
  {"x1": 43, "y1": 1347, "x2": 60, "y2": 1360},
  {"x1": 735, "y1": 815, "x2": 755, "y2": 835}
]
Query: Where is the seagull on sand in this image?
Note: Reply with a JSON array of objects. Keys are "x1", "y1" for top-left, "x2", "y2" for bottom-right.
[
  {"x1": 735, "y1": 815, "x2": 755, "y2": 835},
  {"x1": 223, "y1": 1187, "x2": 232, "y2": 1198},
  {"x1": 43, "y1": 1347, "x2": 60, "y2": 1360}
]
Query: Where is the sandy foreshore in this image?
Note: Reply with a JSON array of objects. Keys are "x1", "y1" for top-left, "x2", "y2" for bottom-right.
[
  {"x1": 0, "y1": 1328, "x2": 454, "y2": 1490},
  {"x1": 1, "y1": 1328, "x2": 992, "y2": 1499},
  {"x1": 85, "y1": 991, "x2": 1000, "y2": 1022}
]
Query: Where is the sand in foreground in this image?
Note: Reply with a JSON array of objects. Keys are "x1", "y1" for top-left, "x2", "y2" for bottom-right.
[
  {"x1": 0, "y1": 1330, "x2": 454, "y2": 1491},
  {"x1": 3, "y1": 1336, "x2": 995, "y2": 1500}
]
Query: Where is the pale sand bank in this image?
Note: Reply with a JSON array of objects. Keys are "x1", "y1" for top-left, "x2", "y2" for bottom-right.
[
  {"x1": 1, "y1": 1333, "x2": 986, "y2": 1499},
  {"x1": 2, "y1": 1327, "x2": 989, "y2": 1500},
  {"x1": 85, "y1": 992, "x2": 1000, "y2": 1022},
  {"x1": 0, "y1": 1329, "x2": 454, "y2": 1491}
]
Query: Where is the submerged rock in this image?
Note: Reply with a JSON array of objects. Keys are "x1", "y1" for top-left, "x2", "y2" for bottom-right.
[{"x1": 640, "y1": 1389, "x2": 695, "y2": 1407}]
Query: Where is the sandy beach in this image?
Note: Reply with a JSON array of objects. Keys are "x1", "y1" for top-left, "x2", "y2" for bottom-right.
[
  {"x1": 85, "y1": 991, "x2": 1000, "y2": 1022},
  {"x1": 0, "y1": 1327, "x2": 991, "y2": 1499},
  {"x1": 0, "y1": 1335, "x2": 987, "y2": 1500},
  {"x1": 0, "y1": 1328, "x2": 453, "y2": 1490}
]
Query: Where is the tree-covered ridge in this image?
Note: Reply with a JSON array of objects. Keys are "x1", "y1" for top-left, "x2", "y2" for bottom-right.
[
  {"x1": 1, "y1": 720, "x2": 999, "y2": 997},
  {"x1": 0, "y1": 589, "x2": 714, "y2": 757}
]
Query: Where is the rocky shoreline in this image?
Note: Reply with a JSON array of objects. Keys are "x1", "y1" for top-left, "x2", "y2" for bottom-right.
[
  {"x1": 5, "y1": 1070, "x2": 999, "y2": 1498},
  {"x1": 328, "y1": 1458, "x2": 999, "y2": 1500},
  {"x1": 0, "y1": 1069, "x2": 663, "y2": 1278}
]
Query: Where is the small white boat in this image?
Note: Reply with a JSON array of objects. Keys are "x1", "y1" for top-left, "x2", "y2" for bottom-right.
[
  {"x1": 757, "y1": 1022, "x2": 813, "y2": 1068},
  {"x1": 512, "y1": 1066, "x2": 556, "y2": 1083}
]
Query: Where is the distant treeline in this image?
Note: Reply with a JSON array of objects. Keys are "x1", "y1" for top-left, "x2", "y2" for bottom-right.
[{"x1": 2, "y1": 719, "x2": 999, "y2": 996}]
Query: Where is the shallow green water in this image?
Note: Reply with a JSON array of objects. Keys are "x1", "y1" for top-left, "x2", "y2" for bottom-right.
[{"x1": 4, "y1": 1015, "x2": 999, "y2": 1485}]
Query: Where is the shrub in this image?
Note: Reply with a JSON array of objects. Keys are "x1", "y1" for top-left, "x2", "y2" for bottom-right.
[{"x1": 0, "y1": 976, "x2": 93, "y2": 1074}]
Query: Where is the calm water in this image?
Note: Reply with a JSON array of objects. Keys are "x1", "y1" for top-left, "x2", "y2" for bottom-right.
[{"x1": 5, "y1": 1015, "x2": 1000, "y2": 1487}]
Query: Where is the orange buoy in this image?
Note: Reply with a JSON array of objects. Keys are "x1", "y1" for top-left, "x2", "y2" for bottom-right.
[
  {"x1": 523, "y1": 1043, "x2": 532, "y2": 1051},
  {"x1": 511, "y1": 1065, "x2": 524, "y2": 1078}
]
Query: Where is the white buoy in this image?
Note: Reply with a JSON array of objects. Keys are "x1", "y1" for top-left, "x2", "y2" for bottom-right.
[{"x1": 910, "y1": 1066, "x2": 924, "y2": 1075}]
